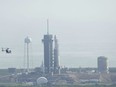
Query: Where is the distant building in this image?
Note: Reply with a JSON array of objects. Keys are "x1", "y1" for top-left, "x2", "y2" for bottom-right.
[
  {"x1": 97, "y1": 56, "x2": 108, "y2": 73},
  {"x1": 8, "y1": 68, "x2": 16, "y2": 74}
]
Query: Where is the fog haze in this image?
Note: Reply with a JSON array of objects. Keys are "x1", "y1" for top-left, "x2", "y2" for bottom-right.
[{"x1": 0, "y1": 0, "x2": 116, "y2": 68}]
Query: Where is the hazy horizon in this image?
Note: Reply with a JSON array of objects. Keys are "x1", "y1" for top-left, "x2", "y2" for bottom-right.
[{"x1": 0, "y1": 0, "x2": 116, "y2": 68}]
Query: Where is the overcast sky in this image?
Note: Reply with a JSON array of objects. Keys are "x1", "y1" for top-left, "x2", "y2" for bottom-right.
[{"x1": 0, "y1": 0, "x2": 116, "y2": 68}]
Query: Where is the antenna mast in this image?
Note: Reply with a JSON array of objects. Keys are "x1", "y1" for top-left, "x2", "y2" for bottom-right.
[{"x1": 47, "y1": 19, "x2": 49, "y2": 35}]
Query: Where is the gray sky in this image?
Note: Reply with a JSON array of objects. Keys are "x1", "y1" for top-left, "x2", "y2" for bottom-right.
[{"x1": 0, "y1": 0, "x2": 116, "y2": 68}]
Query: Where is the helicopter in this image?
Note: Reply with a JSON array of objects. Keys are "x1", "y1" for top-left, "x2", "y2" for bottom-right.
[{"x1": 2, "y1": 48, "x2": 11, "y2": 53}]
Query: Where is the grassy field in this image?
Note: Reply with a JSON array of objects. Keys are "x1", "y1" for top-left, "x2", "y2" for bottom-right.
[
  {"x1": 0, "y1": 84, "x2": 116, "y2": 87},
  {"x1": 0, "y1": 69, "x2": 116, "y2": 87}
]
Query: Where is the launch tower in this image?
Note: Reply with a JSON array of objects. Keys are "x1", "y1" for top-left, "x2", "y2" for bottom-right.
[
  {"x1": 42, "y1": 20, "x2": 53, "y2": 74},
  {"x1": 42, "y1": 20, "x2": 60, "y2": 75}
]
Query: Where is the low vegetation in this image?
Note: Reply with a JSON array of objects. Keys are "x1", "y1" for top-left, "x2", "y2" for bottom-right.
[{"x1": 0, "y1": 84, "x2": 116, "y2": 87}]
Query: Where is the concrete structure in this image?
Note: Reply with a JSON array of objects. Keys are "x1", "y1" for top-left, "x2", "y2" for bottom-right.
[
  {"x1": 42, "y1": 34, "x2": 53, "y2": 74},
  {"x1": 97, "y1": 56, "x2": 108, "y2": 73},
  {"x1": 37, "y1": 77, "x2": 48, "y2": 84}
]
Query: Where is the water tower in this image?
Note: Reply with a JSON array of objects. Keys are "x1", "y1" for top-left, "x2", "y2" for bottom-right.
[{"x1": 24, "y1": 36, "x2": 32, "y2": 73}]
